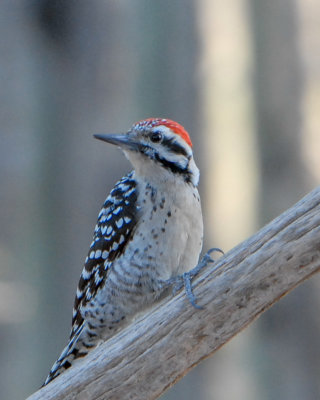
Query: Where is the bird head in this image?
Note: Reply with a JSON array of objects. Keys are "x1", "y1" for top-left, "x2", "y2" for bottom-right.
[{"x1": 94, "y1": 118, "x2": 199, "y2": 186}]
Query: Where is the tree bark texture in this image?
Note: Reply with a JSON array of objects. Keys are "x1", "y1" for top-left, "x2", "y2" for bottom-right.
[{"x1": 27, "y1": 187, "x2": 320, "y2": 400}]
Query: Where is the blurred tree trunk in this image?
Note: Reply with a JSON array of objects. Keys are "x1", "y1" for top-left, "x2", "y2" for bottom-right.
[
  {"x1": 250, "y1": 0, "x2": 320, "y2": 399},
  {"x1": 195, "y1": 1, "x2": 259, "y2": 399}
]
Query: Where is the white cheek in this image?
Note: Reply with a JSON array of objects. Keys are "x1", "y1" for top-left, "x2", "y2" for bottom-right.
[{"x1": 189, "y1": 158, "x2": 200, "y2": 185}]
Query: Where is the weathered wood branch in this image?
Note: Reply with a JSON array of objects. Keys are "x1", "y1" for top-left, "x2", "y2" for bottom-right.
[{"x1": 28, "y1": 187, "x2": 320, "y2": 400}]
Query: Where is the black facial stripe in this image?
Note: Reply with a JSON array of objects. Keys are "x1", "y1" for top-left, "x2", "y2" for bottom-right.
[
  {"x1": 161, "y1": 137, "x2": 189, "y2": 157},
  {"x1": 154, "y1": 153, "x2": 191, "y2": 182},
  {"x1": 137, "y1": 141, "x2": 193, "y2": 183}
]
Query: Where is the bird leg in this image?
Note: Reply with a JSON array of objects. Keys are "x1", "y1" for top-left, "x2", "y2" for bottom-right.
[{"x1": 166, "y1": 248, "x2": 224, "y2": 309}]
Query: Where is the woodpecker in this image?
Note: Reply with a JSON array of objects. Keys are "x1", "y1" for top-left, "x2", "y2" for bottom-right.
[{"x1": 44, "y1": 117, "x2": 214, "y2": 386}]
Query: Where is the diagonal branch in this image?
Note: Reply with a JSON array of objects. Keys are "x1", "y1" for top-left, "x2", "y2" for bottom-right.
[{"x1": 27, "y1": 187, "x2": 320, "y2": 400}]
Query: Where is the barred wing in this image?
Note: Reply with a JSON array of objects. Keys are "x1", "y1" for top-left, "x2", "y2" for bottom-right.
[{"x1": 70, "y1": 172, "x2": 138, "y2": 338}]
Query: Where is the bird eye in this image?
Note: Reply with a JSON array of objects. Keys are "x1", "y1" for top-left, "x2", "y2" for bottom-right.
[{"x1": 150, "y1": 131, "x2": 163, "y2": 143}]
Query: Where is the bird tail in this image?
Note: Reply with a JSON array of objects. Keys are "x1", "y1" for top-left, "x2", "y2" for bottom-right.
[{"x1": 43, "y1": 324, "x2": 88, "y2": 386}]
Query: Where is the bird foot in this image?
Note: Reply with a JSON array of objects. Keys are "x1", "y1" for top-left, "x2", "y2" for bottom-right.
[{"x1": 167, "y1": 247, "x2": 224, "y2": 309}]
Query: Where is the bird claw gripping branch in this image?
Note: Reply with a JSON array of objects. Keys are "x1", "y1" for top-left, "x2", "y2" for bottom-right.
[{"x1": 168, "y1": 247, "x2": 224, "y2": 309}]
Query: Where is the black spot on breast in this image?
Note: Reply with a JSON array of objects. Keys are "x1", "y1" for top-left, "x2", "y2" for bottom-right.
[
  {"x1": 160, "y1": 197, "x2": 165, "y2": 209},
  {"x1": 145, "y1": 183, "x2": 157, "y2": 203}
]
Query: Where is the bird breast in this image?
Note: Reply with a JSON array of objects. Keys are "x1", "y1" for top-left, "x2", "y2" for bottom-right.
[{"x1": 126, "y1": 177, "x2": 204, "y2": 281}]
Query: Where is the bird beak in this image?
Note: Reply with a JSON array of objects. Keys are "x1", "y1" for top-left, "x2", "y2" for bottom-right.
[{"x1": 93, "y1": 133, "x2": 140, "y2": 151}]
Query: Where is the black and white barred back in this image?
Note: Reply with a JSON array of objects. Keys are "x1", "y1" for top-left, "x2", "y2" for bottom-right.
[{"x1": 44, "y1": 173, "x2": 138, "y2": 385}]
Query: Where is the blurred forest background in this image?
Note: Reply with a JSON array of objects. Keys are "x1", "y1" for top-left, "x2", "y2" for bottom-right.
[{"x1": 0, "y1": 1, "x2": 320, "y2": 399}]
